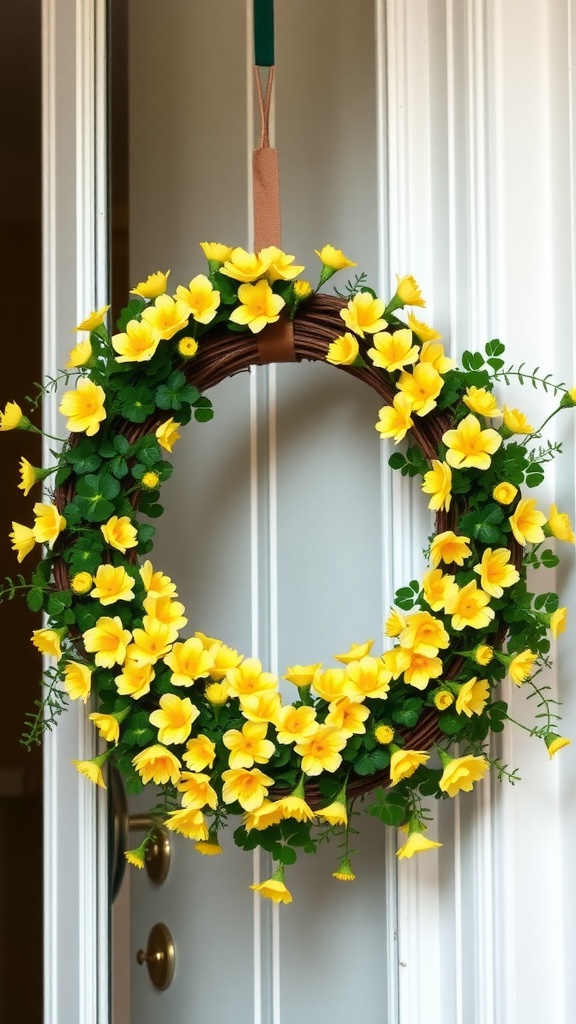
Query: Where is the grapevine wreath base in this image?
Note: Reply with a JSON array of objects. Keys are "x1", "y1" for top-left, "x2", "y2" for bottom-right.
[{"x1": 3, "y1": 246, "x2": 572, "y2": 901}]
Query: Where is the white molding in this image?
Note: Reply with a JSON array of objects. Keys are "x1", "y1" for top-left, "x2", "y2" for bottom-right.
[{"x1": 42, "y1": 1, "x2": 109, "y2": 1022}]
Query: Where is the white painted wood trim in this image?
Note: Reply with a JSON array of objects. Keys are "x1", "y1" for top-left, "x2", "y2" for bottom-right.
[{"x1": 42, "y1": 2, "x2": 109, "y2": 1022}]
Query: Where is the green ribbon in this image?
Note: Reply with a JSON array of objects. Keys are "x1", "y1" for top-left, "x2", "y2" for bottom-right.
[{"x1": 254, "y1": 0, "x2": 274, "y2": 66}]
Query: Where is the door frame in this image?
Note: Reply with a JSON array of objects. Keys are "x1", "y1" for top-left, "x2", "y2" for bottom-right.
[{"x1": 42, "y1": 2, "x2": 109, "y2": 1021}]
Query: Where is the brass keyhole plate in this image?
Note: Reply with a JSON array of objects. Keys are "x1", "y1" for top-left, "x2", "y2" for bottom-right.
[
  {"x1": 144, "y1": 825, "x2": 171, "y2": 884},
  {"x1": 136, "y1": 922, "x2": 175, "y2": 990}
]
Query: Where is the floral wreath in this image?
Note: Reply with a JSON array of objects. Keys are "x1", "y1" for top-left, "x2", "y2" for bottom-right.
[{"x1": 2, "y1": 242, "x2": 573, "y2": 904}]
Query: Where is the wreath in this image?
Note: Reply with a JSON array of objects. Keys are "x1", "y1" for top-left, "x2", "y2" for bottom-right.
[{"x1": 2, "y1": 243, "x2": 573, "y2": 904}]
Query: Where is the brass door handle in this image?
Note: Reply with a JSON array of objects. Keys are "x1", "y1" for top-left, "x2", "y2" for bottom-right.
[{"x1": 109, "y1": 768, "x2": 171, "y2": 899}]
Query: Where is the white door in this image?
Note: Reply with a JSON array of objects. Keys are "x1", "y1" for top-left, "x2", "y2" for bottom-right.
[{"x1": 45, "y1": 2, "x2": 576, "y2": 1023}]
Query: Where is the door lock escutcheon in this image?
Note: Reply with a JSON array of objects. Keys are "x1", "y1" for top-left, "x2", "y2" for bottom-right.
[{"x1": 136, "y1": 922, "x2": 175, "y2": 990}]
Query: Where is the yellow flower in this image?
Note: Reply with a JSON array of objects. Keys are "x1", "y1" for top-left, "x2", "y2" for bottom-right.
[
  {"x1": 493, "y1": 482, "x2": 518, "y2": 505},
  {"x1": 66, "y1": 338, "x2": 92, "y2": 369},
  {"x1": 204, "y1": 682, "x2": 230, "y2": 707},
  {"x1": 375, "y1": 393, "x2": 414, "y2": 443},
  {"x1": 442, "y1": 414, "x2": 502, "y2": 470},
  {"x1": 141, "y1": 471, "x2": 160, "y2": 490},
  {"x1": 156, "y1": 417, "x2": 181, "y2": 453},
  {"x1": 314, "y1": 245, "x2": 356, "y2": 270},
  {"x1": 326, "y1": 333, "x2": 359, "y2": 366},
  {"x1": 128, "y1": 619, "x2": 178, "y2": 667},
  {"x1": 83, "y1": 616, "x2": 132, "y2": 668},
  {"x1": 9, "y1": 522, "x2": 36, "y2": 562},
  {"x1": 340, "y1": 292, "x2": 387, "y2": 338},
  {"x1": 433, "y1": 689, "x2": 454, "y2": 710},
  {"x1": 59, "y1": 378, "x2": 106, "y2": 436},
  {"x1": 545, "y1": 734, "x2": 571, "y2": 759},
  {"x1": 228, "y1": 279, "x2": 285, "y2": 334},
  {"x1": 444, "y1": 581, "x2": 495, "y2": 631},
  {"x1": 124, "y1": 845, "x2": 146, "y2": 869},
  {"x1": 284, "y1": 662, "x2": 322, "y2": 686},
  {"x1": 419, "y1": 340, "x2": 455, "y2": 374},
  {"x1": 100, "y1": 515, "x2": 138, "y2": 553},
  {"x1": 547, "y1": 504, "x2": 575, "y2": 543},
  {"x1": 275, "y1": 705, "x2": 318, "y2": 744},
  {"x1": 407, "y1": 313, "x2": 442, "y2": 343},
  {"x1": 384, "y1": 609, "x2": 406, "y2": 637},
  {"x1": 164, "y1": 638, "x2": 213, "y2": 686},
  {"x1": 164, "y1": 808, "x2": 208, "y2": 840},
  {"x1": 250, "y1": 865, "x2": 292, "y2": 904},
  {"x1": 422, "y1": 569, "x2": 458, "y2": 612},
  {"x1": 462, "y1": 386, "x2": 501, "y2": 418},
  {"x1": 398, "y1": 611, "x2": 450, "y2": 657},
  {"x1": 223, "y1": 721, "x2": 275, "y2": 769},
  {"x1": 334, "y1": 639, "x2": 375, "y2": 664},
  {"x1": 177, "y1": 772, "x2": 218, "y2": 810},
  {"x1": 474, "y1": 644, "x2": 493, "y2": 666},
  {"x1": 178, "y1": 336, "x2": 199, "y2": 358},
  {"x1": 395, "y1": 274, "x2": 425, "y2": 307},
  {"x1": 244, "y1": 799, "x2": 284, "y2": 831},
  {"x1": 63, "y1": 661, "x2": 92, "y2": 702},
  {"x1": 220, "y1": 247, "x2": 272, "y2": 282},
  {"x1": 316, "y1": 789, "x2": 348, "y2": 826},
  {"x1": 149, "y1": 693, "x2": 198, "y2": 746},
  {"x1": 0, "y1": 401, "x2": 31, "y2": 431},
  {"x1": 261, "y1": 246, "x2": 305, "y2": 282},
  {"x1": 396, "y1": 831, "x2": 442, "y2": 859},
  {"x1": 143, "y1": 594, "x2": 187, "y2": 633},
  {"x1": 183, "y1": 734, "x2": 216, "y2": 772},
  {"x1": 397, "y1": 363, "x2": 444, "y2": 417},
  {"x1": 31, "y1": 627, "x2": 63, "y2": 659},
  {"x1": 89, "y1": 712, "x2": 121, "y2": 744},
  {"x1": 326, "y1": 696, "x2": 371, "y2": 734},
  {"x1": 294, "y1": 725, "x2": 349, "y2": 776},
  {"x1": 502, "y1": 405, "x2": 534, "y2": 434},
  {"x1": 430, "y1": 531, "x2": 472, "y2": 568},
  {"x1": 196, "y1": 836, "x2": 223, "y2": 856},
  {"x1": 139, "y1": 560, "x2": 177, "y2": 599},
  {"x1": 206, "y1": 641, "x2": 242, "y2": 679},
  {"x1": 221, "y1": 767, "x2": 274, "y2": 811},
  {"x1": 141, "y1": 294, "x2": 190, "y2": 340},
  {"x1": 225, "y1": 658, "x2": 277, "y2": 698},
  {"x1": 367, "y1": 329, "x2": 419, "y2": 372},
  {"x1": 72, "y1": 751, "x2": 109, "y2": 789},
  {"x1": 344, "y1": 656, "x2": 392, "y2": 700},
  {"x1": 115, "y1": 658, "x2": 154, "y2": 699},
  {"x1": 293, "y1": 280, "x2": 313, "y2": 300},
  {"x1": 90, "y1": 564, "x2": 135, "y2": 605},
  {"x1": 132, "y1": 744, "x2": 181, "y2": 786},
  {"x1": 508, "y1": 649, "x2": 538, "y2": 685},
  {"x1": 312, "y1": 667, "x2": 347, "y2": 702},
  {"x1": 439, "y1": 753, "x2": 489, "y2": 797},
  {"x1": 175, "y1": 274, "x2": 221, "y2": 324},
  {"x1": 390, "y1": 749, "x2": 430, "y2": 785},
  {"x1": 332, "y1": 856, "x2": 356, "y2": 881},
  {"x1": 74, "y1": 305, "x2": 110, "y2": 331},
  {"x1": 112, "y1": 319, "x2": 161, "y2": 363},
  {"x1": 276, "y1": 791, "x2": 315, "y2": 824},
  {"x1": 401, "y1": 651, "x2": 443, "y2": 690},
  {"x1": 474, "y1": 547, "x2": 520, "y2": 598},
  {"x1": 550, "y1": 607, "x2": 568, "y2": 638},
  {"x1": 422, "y1": 460, "x2": 452, "y2": 512},
  {"x1": 17, "y1": 458, "x2": 46, "y2": 496},
  {"x1": 455, "y1": 677, "x2": 490, "y2": 717},
  {"x1": 33, "y1": 503, "x2": 66, "y2": 548},
  {"x1": 374, "y1": 724, "x2": 395, "y2": 744},
  {"x1": 509, "y1": 498, "x2": 546, "y2": 546},
  {"x1": 200, "y1": 242, "x2": 234, "y2": 263},
  {"x1": 239, "y1": 691, "x2": 282, "y2": 724},
  {"x1": 130, "y1": 270, "x2": 170, "y2": 299}
]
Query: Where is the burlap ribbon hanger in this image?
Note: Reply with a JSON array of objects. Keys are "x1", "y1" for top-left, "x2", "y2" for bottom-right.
[{"x1": 252, "y1": 65, "x2": 297, "y2": 364}]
